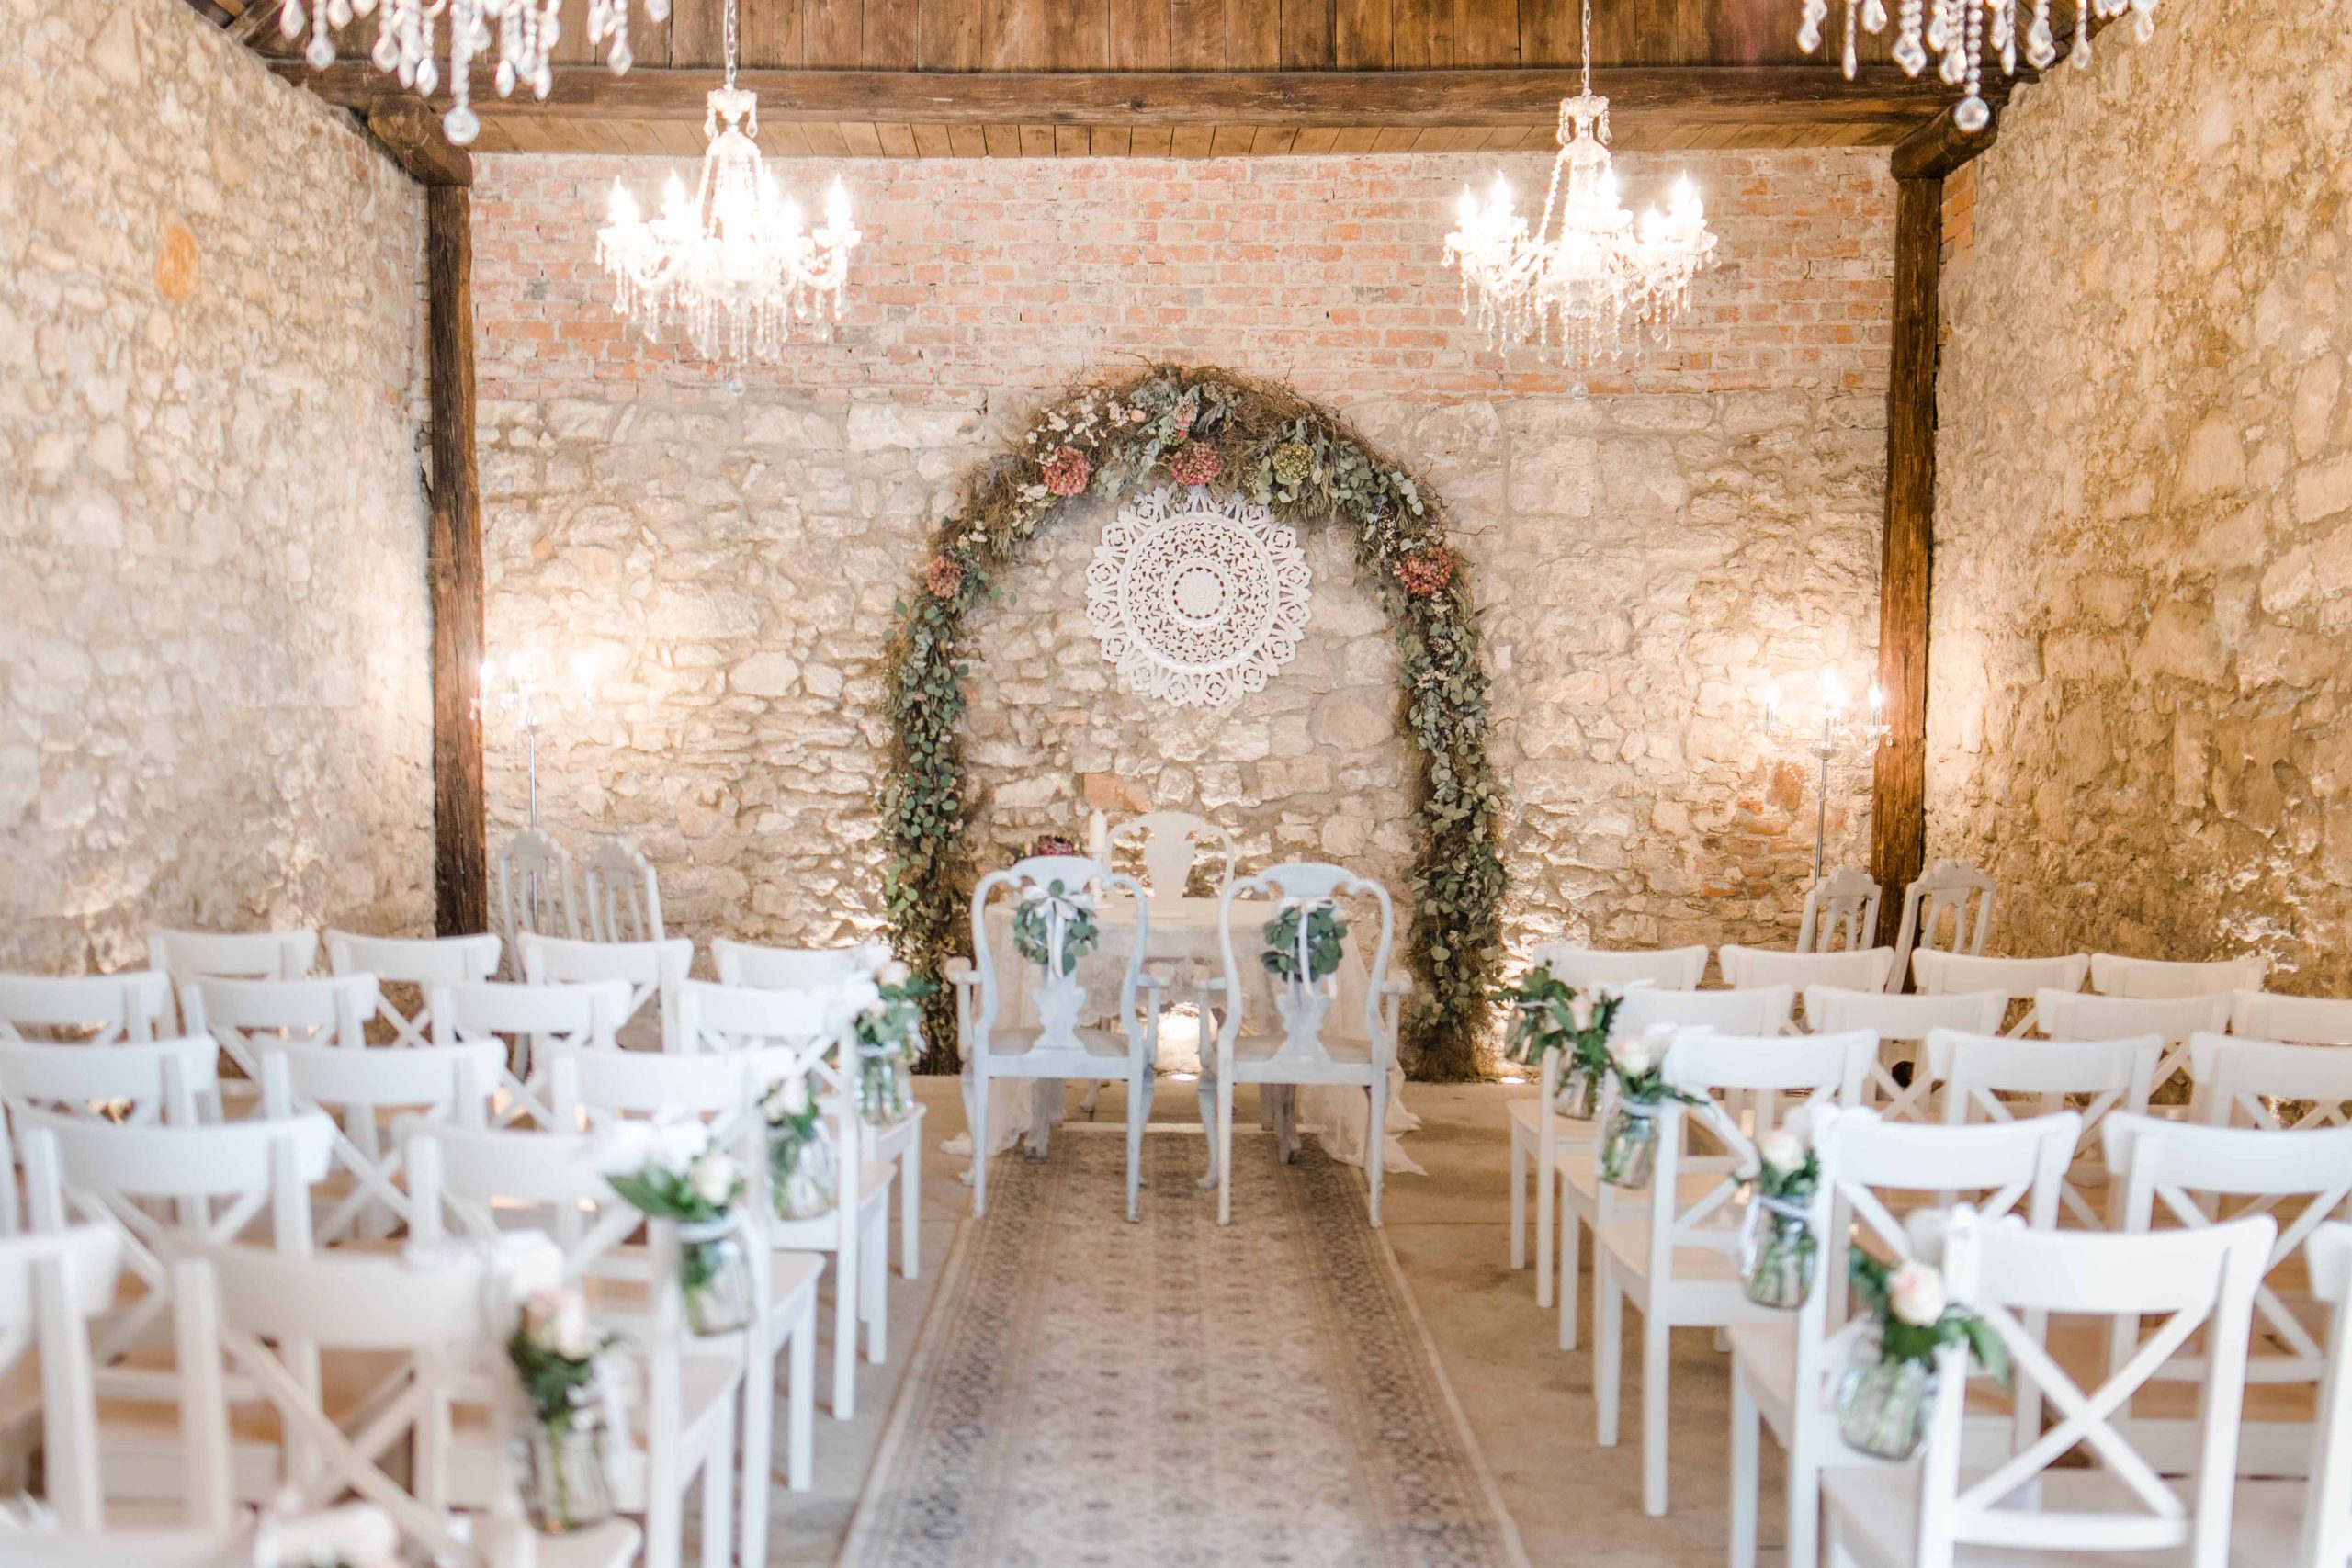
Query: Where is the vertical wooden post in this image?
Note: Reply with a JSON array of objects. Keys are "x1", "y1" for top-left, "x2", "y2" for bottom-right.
[
  {"x1": 424, "y1": 184, "x2": 488, "y2": 938},
  {"x1": 1871, "y1": 173, "x2": 1940, "y2": 951}
]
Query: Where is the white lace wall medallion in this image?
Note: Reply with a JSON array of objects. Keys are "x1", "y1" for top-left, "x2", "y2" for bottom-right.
[{"x1": 1085, "y1": 484, "x2": 1312, "y2": 708}]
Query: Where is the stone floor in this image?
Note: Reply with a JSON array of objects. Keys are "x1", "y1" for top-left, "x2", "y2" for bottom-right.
[{"x1": 772, "y1": 1076, "x2": 1782, "y2": 1566}]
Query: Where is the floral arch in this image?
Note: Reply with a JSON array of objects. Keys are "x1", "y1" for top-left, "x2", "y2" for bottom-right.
[{"x1": 880, "y1": 367, "x2": 1506, "y2": 1081}]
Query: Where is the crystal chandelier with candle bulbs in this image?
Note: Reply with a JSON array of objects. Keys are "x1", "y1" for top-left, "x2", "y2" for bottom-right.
[
  {"x1": 594, "y1": 0, "x2": 860, "y2": 363},
  {"x1": 281, "y1": 0, "x2": 665, "y2": 146},
  {"x1": 1443, "y1": 0, "x2": 1716, "y2": 370},
  {"x1": 1799, "y1": 0, "x2": 2161, "y2": 131}
]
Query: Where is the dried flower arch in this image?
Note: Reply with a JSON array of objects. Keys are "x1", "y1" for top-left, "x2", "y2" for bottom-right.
[{"x1": 881, "y1": 366, "x2": 1506, "y2": 1081}]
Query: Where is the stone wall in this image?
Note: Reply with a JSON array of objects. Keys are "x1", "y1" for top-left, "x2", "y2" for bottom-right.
[
  {"x1": 1928, "y1": 5, "x2": 2352, "y2": 986},
  {"x1": 0, "y1": 0, "x2": 432, "y2": 971},
  {"x1": 472, "y1": 149, "x2": 1894, "y2": 977}
]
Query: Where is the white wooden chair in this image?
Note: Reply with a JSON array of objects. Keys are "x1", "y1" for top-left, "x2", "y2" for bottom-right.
[
  {"x1": 2104, "y1": 1113, "x2": 2352, "y2": 1478},
  {"x1": 1209, "y1": 863, "x2": 1402, "y2": 1227},
  {"x1": 2091, "y1": 952, "x2": 2267, "y2": 1000},
  {"x1": 430, "y1": 978, "x2": 628, "y2": 1130},
  {"x1": 2230, "y1": 1222, "x2": 2352, "y2": 1568},
  {"x1": 2188, "y1": 1034, "x2": 2352, "y2": 1131},
  {"x1": 579, "y1": 836, "x2": 665, "y2": 943},
  {"x1": 2229, "y1": 990, "x2": 2352, "y2": 1046},
  {"x1": 254, "y1": 1040, "x2": 501, "y2": 1243},
  {"x1": 496, "y1": 826, "x2": 579, "y2": 972},
  {"x1": 16, "y1": 1098, "x2": 335, "y2": 1506},
  {"x1": 1820, "y1": 1206, "x2": 2274, "y2": 1568},
  {"x1": 520, "y1": 932, "x2": 693, "y2": 1054},
  {"x1": 1108, "y1": 809, "x2": 1238, "y2": 902},
  {"x1": 0, "y1": 971, "x2": 174, "y2": 1044},
  {"x1": 407, "y1": 1125, "x2": 737, "y2": 1568},
  {"x1": 1798, "y1": 865, "x2": 1883, "y2": 955},
  {"x1": 0, "y1": 1037, "x2": 220, "y2": 1233},
  {"x1": 146, "y1": 929, "x2": 316, "y2": 984},
  {"x1": 1804, "y1": 987, "x2": 2007, "y2": 1122},
  {"x1": 712, "y1": 941, "x2": 927, "y2": 1283},
  {"x1": 1721, "y1": 945, "x2": 1897, "y2": 1015},
  {"x1": 1913, "y1": 951, "x2": 2089, "y2": 1036},
  {"x1": 1593, "y1": 1029, "x2": 1878, "y2": 1515},
  {"x1": 322, "y1": 930, "x2": 502, "y2": 1048},
  {"x1": 1506, "y1": 944, "x2": 1712, "y2": 1304},
  {"x1": 1928, "y1": 1030, "x2": 2161, "y2": 1228},
  {"x1": 548, "y1": 1041, "x2": 825, "y2": 1561},
  {"x1": 1728, "y1": 1110, "x2": 2077, "y2": 1568},
  {"x1": 2037, "y1": 988, "x2": 2233, "y2": 1112},
  {"x1": 674, "y1": 978, "x2": 891, "y2": 1423},
  {"x1": 170, "y1": 1238, "x2": 639, "y2": 1568},
  {"x1": 956, "y1": 855, "x2": 1163, "y2": 1222},
  {"x1": 178, "y1": 974, "x2": 377, "y2": 1118},
  {"x1": 1889, "y1": 861, "x2": 1995, "y2": 981}
]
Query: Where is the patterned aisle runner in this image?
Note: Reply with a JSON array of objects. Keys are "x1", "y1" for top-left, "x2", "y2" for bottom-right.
[{"x1": 841, "y1": 1129, "x2": 1529, "y2": 1568}]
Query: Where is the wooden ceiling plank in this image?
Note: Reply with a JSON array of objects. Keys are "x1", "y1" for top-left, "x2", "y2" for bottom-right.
[
  {"x1": 1054, "y1": 123, "x2": 1090, "y2": 155},
  {"x1": 1208, "y1": 122, "x2": 1255, "y2": 155},
  {"x1": 946, "y1": 122, "x2": 990, "y2": 155},
  {"x1": 764, "y1": 118, "x2": 818, "y2": 155},
  {"x1": 802, "y1": 120, "x2": 854, "y2": 155},
  {"x1": 1251, "y1": 124, "x2": 1299, "y2": 153},
  {"x1": 1371, "y1": 124, "x2": 1420, "y2": 151},
  {"x1": 1112, "y1": 0, "x2": 1173, "y2": 68},
  {"x1": 919, "y1": 0, "x2": 986, "y2": 69},
  {"x1": 1226, "y1": 0, "x2": 1280, "y2": 68},
  {"x1": 1170, "y1": 123, "x2": 1216, "y2": 156},
  {"x1": 839, "y1": 119, "x2": 888, "y2": 156},
  {"x1": 737, "y1": 0, "x2": 803, "y2": 65},
  {"x1": 1390, "y1": 0, "x2": 1453, "y2": 68},
  {"x1": 1132, "y1": 125, "x2": 1176, "y2": 156},
  {"x1": 1329, "y1": 125, "x2": 1380, "y2": 152},
  {"x1": 662, "y1": 0, "x2": 722, "y2": 65},
  {"x1": 801, "y1": 0, "x2": 861, "y2": 66},
  {"x1": 1280, "y1": 0, "x2": 1335, "y2": 69},
  {"x1": 910, "y1": 120, "x2": 955, "y2": 155},
  {"x1": 1019, "y1": 122, "x2": 1057, "y2": 155},
  {"x1": 1335, "y1": 0, "x2": 1389, "y2": 67},
  {"x1": 1042, "y1": 0, "x2": 1109, "y2": 69},
  {"x1": 1452, "y1": 0, "x2": 1516, "y2": 65},
  {"x1": 981, "y1": 121, "x2": 1023, "y2": 155},
  {"x1": 865, "y1": 0, "x2": 920, "y2": 66},
  {"x1": 1091, "y1": 125, "x2": 1135, "y2": 155},
  {"x1": 1169, "y1": 0, "x2": 1226, "y2": 67},
  {"x1": 1291, "y1": 124, "x2": 1341, "y2": 153}
]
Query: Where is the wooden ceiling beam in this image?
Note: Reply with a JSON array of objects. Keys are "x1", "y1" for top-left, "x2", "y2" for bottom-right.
[{"x1": 366, "y1": 101, "x2": 475, "y2": 187}]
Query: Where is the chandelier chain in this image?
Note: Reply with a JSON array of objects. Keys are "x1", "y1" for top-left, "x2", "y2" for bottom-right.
[
  {"x1": 723, "y1": 0, "x2": 739, "y2": 90},
  {"x1": 1580, "y1": 0, "x2": 1592, "y2": 97}
]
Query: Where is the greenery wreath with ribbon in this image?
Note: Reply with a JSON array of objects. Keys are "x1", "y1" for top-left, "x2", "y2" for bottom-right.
[{"x1": 879, "y1": 365, "x2": 1507, "y2": 1080}]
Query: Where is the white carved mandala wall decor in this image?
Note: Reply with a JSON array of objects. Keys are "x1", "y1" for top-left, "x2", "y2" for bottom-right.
[{"x1": 1085, "y1": 484, "x2": 1313, "y2": 709}]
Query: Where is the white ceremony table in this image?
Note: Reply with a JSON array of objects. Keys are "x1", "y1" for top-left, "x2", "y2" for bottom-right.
[{"x1": 944, "y1": 892, "x2": 1422, "y2": 1180}]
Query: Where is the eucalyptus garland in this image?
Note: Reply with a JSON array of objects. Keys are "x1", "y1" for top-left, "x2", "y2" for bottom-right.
[{"x1": 879, "y1": 365, "x2": 1507, "y2": 1080}]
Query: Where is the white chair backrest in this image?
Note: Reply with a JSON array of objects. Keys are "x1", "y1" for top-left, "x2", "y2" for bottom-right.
[
  {"x1": 2302, "y1": 1224, "x2": 2352, "y2": 1568},
  {"x1": 146, "y1": 928, "x2": 315, "y2": 983},
  {"x1": 1928, "y1": 1029, "x2": 2161, "y2": 1227},
  {"x1": 1214, "y1": 862, "x2": 1398, "y2": 1056},
  {"x1": 1805, "y1": 987, "x2": 2007, "y2": 1120},
  {"x1": 2092, "y1": 952, "x2": 2267, "y2": 999},
  {"x1": 1891, "y1": 860, "x2": 1996, "y2": 973},
  {"x1": 2188, "y1": 1034, "x2": 2352, "y2": 1131},
  {"x1": 0, "y1": 1226, "x2": 129, "y2": 1533},
  {"x1": 579, "y1": 836, "x2": 665, "y2": 943},
  {"x1": 322, "y1": 930, "x2": 502, "y2": 1048},
  {"x1": 712, "y1": 939, "x2": 885, "y2": 990},
  {"x1": 430, "y1": 978, "x2": 628, "y2": 1129},
  {"x1": 2037, "y1": 987, "x2": 2231, "y2": 1043},
  {"x1": 0, "y1": 1037, "x2": 218, "y2": 1125},
  {"x1": 1796, "y1": 864, "x2": 1883, "y2": 954},
  {"x1": 1910, "y1": 1208, "x2": 2273, "y2": 1568},
  {"x1": 1526, "y1": 943, "x2": 1710, "y2": 991},
  {"x1": 1719, "y1": 944, "x2": 1896, "y2": 999},
  {"x1": 970, "y1": 856, "x2": 1150, "y2": 1055},
  {"x1": 257, "y1": 1042, "x2": 503, "y2": 1244},
  {"x1": 1913, "y1": 950, "x2": 2088, "y2": 1036},
  {"x1": 0, "y1": 971, "x2": 174, "y2": 1045},
  {"x1": 2230, "y1": 989, "x2": 2352, "y2": 1046},
  {"x1": 519, "y1": 932, "x2": 692, "y2": 1051},
  {"x1": 1108, "y1": 811, "x2": 1238, "y2": 901},
  {"x1": 179, "y1": 975, "x2": 378, "y2": 1085},
  {"x1": 496, "y1": 826, "x2": 578, "y2": 963},
  {"x1": 1614, "y1": 985, "x2": 1794, "y2": 1038}
]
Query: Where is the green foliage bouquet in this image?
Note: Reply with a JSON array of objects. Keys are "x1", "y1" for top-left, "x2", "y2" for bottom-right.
[{"x1": 1261, "y1": 898, "x2": 1350, "y2": 986}]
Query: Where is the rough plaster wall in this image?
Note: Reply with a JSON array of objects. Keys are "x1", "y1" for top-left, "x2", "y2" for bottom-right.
[
  {"x1": 471, "y1": 150, "x2": 1893, "y2": 964},
  {"x1": 1928, "y1": 6, "x2": 2352, "y2": 984},
  {"x1": 0, "y1": 0, "x2": 432, "y2": 971}
]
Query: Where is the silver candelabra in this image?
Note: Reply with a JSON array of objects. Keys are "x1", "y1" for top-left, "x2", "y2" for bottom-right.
[
  {"x1": 480, "y1": 653, "x2": 597, "y2": 829},
  {"x1": 1762, "y1": 667, "x2": 1892, "y2": 883}
]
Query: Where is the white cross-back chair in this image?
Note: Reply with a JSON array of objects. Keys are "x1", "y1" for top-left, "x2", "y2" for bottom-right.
[
  {"x1": 1799, "y1": 866, "x2": 1884, "y2": 955},
  {"x1": 1108, "y1": 810, "x2": 1238, "y2": 901},
  {"x1": 0, "y1": 971, "x2": 174, "y2": 1044},
  {"x1": 1913, "y1": 952, "x2": 2089, "y2": 1036},
  {"x1": 2230, "y1": 990, "x2": 2352, "y2": 1046},
  {"x1": 1728, "y1": 1110, "x2": 2078, "y2": 1568},
  {"x1": 1820, "y1": 1205, "x2": 2274, "y2": 1568},
  {"x1": 179, "y1": 975, "x2": 377, "y2": 1118},
  {"x1": 496, "y1": 827, "x2": 579, "y2": 971},
  {"x1": 673, "y1": 978, "x2": 890, "y2": 1423},
  {"x1": 2037, "y1": 988, "x2": 2233, "y2": 1113},
  {"x1": 960, "y1": 856, "x2": 1163, "y2": 1222},
  {"x1": 1722, "y1": 945, "x2": 1898, "y2": 1013},
  {"x1": 548, "y1": 1041, "x2": 825, "y2": 1561},
  {"x1": 2092, "y1": 952, "x2": 2267, "y2": 1000},
  {"x1": 323, "y1": 930, "x2": 502, "y2": 1049},
  {"x1": 407, "y1": 1124, "x2": 738, "y2": 1568},
  {"x1": 1890, "y1": 861, "x2": 1995, "y2": 979},
  {"x1": 1928, "y1": 1030, "x2": 2160, "y2": 1228},
  {"x1": 256, "y1": 1041, "x2": 501, "y2": 1244},
  {"x1": 2104, "y1": 1113, "x2": 2352, "y2": 1477},
  {"x1": 0, "y1": 1037, "x2": 220, "y2": 1234},
  {"x1": 17, "y1": 1095, "x2": 336, "y2": 1506},
  {"x1": 712, "y1": 941, "x2": 927, "y2": 1282},
  {"x1": 579, "y1": 836, "x2": 665, "y2": 943},
  {"x1": 431, "y1": 978, "x2": 627, "y2": 1130},
  {"x1": 1209, "y1": 863, "x2": 1401, "y2": 1228},
  {"x1": 147, "y1": 929, "x2": 316, "y2": 985},
  {"x1": 1805, "y1": 987, "x2": 2007, "y2": 1122},
  {"x1": 521, "y1": 933, "x2": 692, "y2": 1054},
  {"x1": 169, "y1": 1238, "x2": 639, "y2": 1568},
  {"x1": 1532, "y1": 944, "x2": 1713, "y2": 990},
  {"x1": 1593, "y1": 1029, "x2": 1878, "y2": 1515},
  {"x1": 2231, "y1": 1222, "x2": 2352, "y2": 1568},
  {"x1": 2188, "y1": 1034, "x2": 2352, "y2": 1131}
]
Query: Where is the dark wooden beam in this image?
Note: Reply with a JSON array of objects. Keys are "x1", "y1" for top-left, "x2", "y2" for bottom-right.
[
  {"x1": 367, "y1": 101, "x2": 474, "y2": 187},
  {"x1": 424, "y1": 187, "x2": 488, "y2": 939},
  {"x1": 1871, "y1": 173, "x2": 1939, "y2": 954},
  {"x1": 282, "y1": 61, "x2": 1951, "y2": 136},
  {"x1": 1889, "y1": 100, "x2": 2001, "y2": 180}
]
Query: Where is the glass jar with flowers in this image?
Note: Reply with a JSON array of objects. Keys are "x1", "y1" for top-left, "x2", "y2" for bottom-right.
[
  {"x1": 608, "y1": 1143, "x2": 754, "y2": 1336},
  {"x1": 1494, "y1": 964, "x2": 1619, "y2": 1121},
  {"x1": 1836, "y1": 1252, "x2": 2007, "y2": 1460},
  {"x1": 851, "y1": 953, "x2": 931, "y2": 1128},
  {"x1": 1597, "y1": 1025, "x2": 1703, "y2": 1189},
  {"x1": 761, "y1": 1072, "x2": 838, "y2": 1221},
  {"x1": 506, "y1": 1287, "x2": 620, "y2": 1533},
  {"x1": 1740, "y1": 1117, "x2": 1821, "y2": 1309},
  {"x1": 1261, "y1": 897, "x2": 1349, "y2": 1051}
]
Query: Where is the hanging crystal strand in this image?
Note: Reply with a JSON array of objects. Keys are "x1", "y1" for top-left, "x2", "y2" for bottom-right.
[
  {"x1": 443, "y1": 0, "x2": 481, "y2": 144},
  {"x1": 1840, "y1": 0, "x2": 1859, "y2": 78},
  {"x1": 2025, "y1": 0, "x2": 2056, "y2": 68},
  {"x1": 2070, "y1": 0, "x2": 2094, "y2": 64},
  {"x1": 1953, "y1": 0, "x2": 1989, "y2": 130},
  {"x1": 1892, "y1": 0, "x2": 1927, "y2": 72},
  {"x1": 1797, "y1": 0, "x2": 1829, "y2": 52}
]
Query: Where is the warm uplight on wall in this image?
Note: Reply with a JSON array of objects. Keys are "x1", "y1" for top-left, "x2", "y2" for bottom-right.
[{"x1": 1760, "y1": 663, "x2": 1891, "y2": 884}]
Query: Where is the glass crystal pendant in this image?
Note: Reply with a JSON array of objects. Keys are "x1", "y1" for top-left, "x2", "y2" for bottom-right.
[{"x1": 1797, "y1": 0, "x2": 2163, "y2": 132}]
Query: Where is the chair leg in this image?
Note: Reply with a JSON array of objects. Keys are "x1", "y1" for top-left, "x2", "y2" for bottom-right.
[
  {"x1": 1784, "y1": 1431, "x2": 1821, "y2": 1568},
  {"x1": 1510, "y1": 1123, "x2": 1528, "y2": 1270},
  {"x1": 1366, "y1": 1077, "x2": 1386, "y2": 1227},
  {"x1": 831, "y1": 1252, "x2": 858, "y2": 1420},
  {"x1": 1535, "y1": 1134, "x2": 1555, "y2": 1307},
  {"x1": 786, "y1": 1295, "x2": 814, "y2": 1492},
  {"x1": 967, "y1": 1071, "x2": 989, "y2": 1220},
  {"x1": 1642, "y1": 1307, "x2": 1671, "y2": 1516},
  {"x1": 1596, "y1": 1258, "x2": 1623, "y2": 1447},
  {"x1": 699, "y1": 1402, "x2": 733, "y2": 1568},
  {"x1": 1558, "y1": 1198, "x2": 1583, "y2": 1351},
  {"x1": 864, "y1": 1204, "x2": 889, "y2": 1364},
  {"x1": 1216, "y1": 1067, "x2": 1236, "y2": 1226},
  {"x1": 1194, "y1": 1068, "x2": 1219, "y2": 1193},
  {"x1": 900, "y1": 1127, "x2": 921, "y2": 1280},
  {"x1": 1730, "y1": 1371, "x2": 1760, "y2": 1568},
  {"x1": 739, "y1": 1328, "x2": 774, "y2": 1568}
]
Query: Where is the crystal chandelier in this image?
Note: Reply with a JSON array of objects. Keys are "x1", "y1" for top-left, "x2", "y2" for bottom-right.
[
  {"x1": 282, "y1": 0, "x2": 665, "y2": 146},
  {"x1": 594, "y1": 0, "x2": 861, "y2": 364},
  {"x1": 1800, "y1": 0, "x2": 2161, "y2": 131},
  {"x1": 1443, "y1": 0, "x2": 1717, "y2": 370}
]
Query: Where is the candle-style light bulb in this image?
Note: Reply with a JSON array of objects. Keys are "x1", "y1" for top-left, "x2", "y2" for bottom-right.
[{"x1": 1821, "y1": 664, "x2": 1845, "y2": 712}]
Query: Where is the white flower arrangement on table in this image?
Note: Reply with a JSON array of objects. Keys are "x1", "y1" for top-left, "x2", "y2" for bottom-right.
[
  {"x1": 1261, "y1": 897, "x2": 1350, "y2": 986},
  {"x1": 1012, "y1": 879, "x2": 1099, "y2": 976}
]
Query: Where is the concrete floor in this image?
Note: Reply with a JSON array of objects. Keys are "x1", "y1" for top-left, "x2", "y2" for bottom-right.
[{"x1": 775, "y1": 1077, "x2": 1779, "y2": 1567}]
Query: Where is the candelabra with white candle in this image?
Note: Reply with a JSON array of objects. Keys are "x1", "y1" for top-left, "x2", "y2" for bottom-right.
[
  {"x1": 480, "y1": 652, "x2": 601, "y2": 829},
  {"x1": 1760, "y1": 664, "x2": 1891, "y2": 883}
]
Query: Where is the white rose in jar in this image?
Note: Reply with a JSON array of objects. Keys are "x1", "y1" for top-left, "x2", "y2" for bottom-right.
[
  {"x1": 525, "y1": 1289, "x2": 598, "y2": 1362},
  {"x1": 1758, "y1": 1127, "x2": 1806, "y2": 1175},
  {"x1": 878, "y1": 960, "x2": 912, "y2": 987},
  {"x1": 764, "y1": 1075, "x2": 810, "y2": 1120},
  {"x1": 1609, "y1": 1028, "x2": 1662, "y2": 1077},
  {"x1": 1567, "y1": 993, "x2": 1596, "y2": 1032},
  {"x1": 1887, "y1": 1260, "x2": 1948, "y2": 1327},
  {"x1": 687, "y1": 1149, "x2": 740, "y2": 1208}
]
